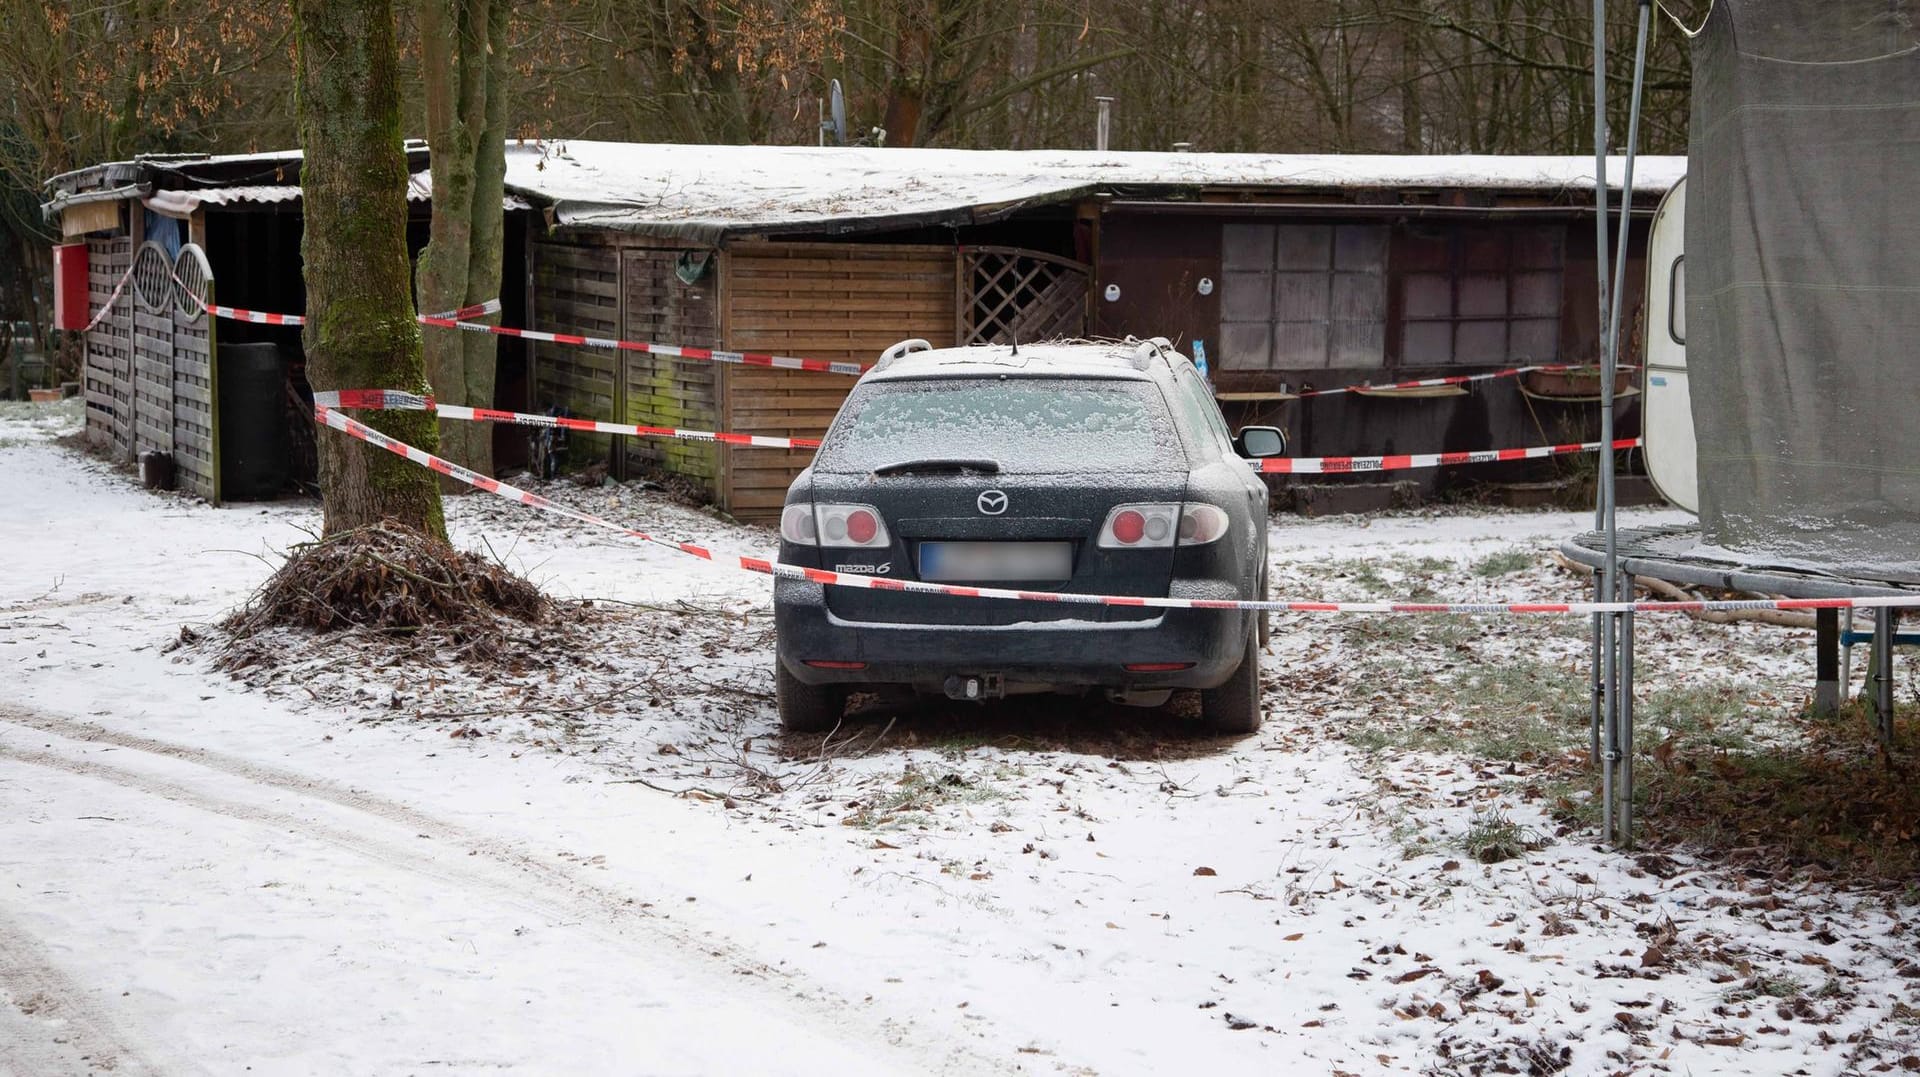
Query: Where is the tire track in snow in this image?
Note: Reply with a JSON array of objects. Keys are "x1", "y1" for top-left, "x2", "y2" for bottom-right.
[
  {"x1": 0, "y1": 907, "x2": 173, "y2": 1077},
  {"x1": 0, "y1": 707, "x2": 1016, "y2": 1077}
]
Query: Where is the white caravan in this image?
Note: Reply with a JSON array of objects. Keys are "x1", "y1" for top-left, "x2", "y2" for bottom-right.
[{"x1": 1641, "y1": 176, "x2": 1696, "y2": 512}]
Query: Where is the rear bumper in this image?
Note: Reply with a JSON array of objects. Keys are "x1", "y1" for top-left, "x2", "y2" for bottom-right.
[{"x1": 774, "y1": 578, "x2": 1252, "y2": 692}]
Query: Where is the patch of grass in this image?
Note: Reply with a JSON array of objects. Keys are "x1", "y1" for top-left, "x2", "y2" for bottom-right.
[
  {"x1": 1325, "y1": 559, "x2": 1391, "y2": 595},
  {"x1": 1344, "y1": 657, "x2": 1587, "y2": 764},
  {"x1": 1538, "y1": 774, "x2": 1603, "y2": 830},
  {"x1": 1726, "y1": 973, "x2": 1804, "y2": 1002},
  {"x1": 844, "y1": 765, "x2": 1006, "y2": 829},
  {"x1": 1461, "y1": 807, "x2": 1546, "y2": 863},
  {"x1": 1346, "y1": 726, "x2": 1399, "y2": 753},
  {"x1": 1642, "y1": 685, "x2": 1754, "y2": 751},
  {"x1": 1470, "y1": 548, "x2": 1535, "y2": 578},
  {"x1": 1348, "y1": 612, "x2": 1476, "y2": 648},
  {"x1": 1632, "y1": 700, "x2": 1920, "y2": 882}
]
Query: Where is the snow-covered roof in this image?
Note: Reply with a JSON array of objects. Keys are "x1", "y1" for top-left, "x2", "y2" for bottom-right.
[
  {"x1": 46, "y1": 140, "x2": 1685, "y2": 242},
  {"x1": 138, "y1": 173, "x2": 530, "y2": 217},
  {"x1": 501, "y1": 141, "x2": 1686, "y2": 242}
]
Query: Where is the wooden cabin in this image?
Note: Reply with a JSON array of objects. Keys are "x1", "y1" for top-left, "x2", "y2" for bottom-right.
[{"x1": 43, "y1": 143, "x2": 1680, "y2": 517}]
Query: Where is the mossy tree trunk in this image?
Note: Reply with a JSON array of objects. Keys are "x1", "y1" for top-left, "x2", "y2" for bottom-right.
[
  {"x1": 293, "y1": 0, "x2": 447, "y2": 540},
  {"x1": 417, "y1": 0, "x2": 509, "y2": 480}
]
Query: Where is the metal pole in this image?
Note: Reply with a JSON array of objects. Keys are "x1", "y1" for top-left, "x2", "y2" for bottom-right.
[
  {"x1": 1608, "y1": 0, "x2": 1653, "y2": 845},
  {"x1": 1591, "y1": 0, "x2": 1617, "y2": 839},
  {"x1": 1875, "y1": 607, "x2": 1896, "y2": 751},
  {"x1": 1815, "y1": 608, "x2": 1841, "y2": 716},
  {"x1": 1620, "y1": 600, "x2": 1636, "y2": 846}
]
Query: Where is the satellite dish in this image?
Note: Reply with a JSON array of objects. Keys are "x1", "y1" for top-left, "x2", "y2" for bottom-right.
[{"x1": 829, "y1": 79, "x2": 847, "y2": 146}]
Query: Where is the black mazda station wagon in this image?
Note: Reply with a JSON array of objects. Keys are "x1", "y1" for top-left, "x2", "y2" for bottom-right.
[{"x1": 773, "y1": 338, "x2": 1286, "y2": 734}]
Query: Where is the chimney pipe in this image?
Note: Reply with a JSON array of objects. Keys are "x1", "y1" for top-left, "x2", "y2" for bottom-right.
[{"x1": 1095, "y1": 97, "x2": 1114, "y2": 152}]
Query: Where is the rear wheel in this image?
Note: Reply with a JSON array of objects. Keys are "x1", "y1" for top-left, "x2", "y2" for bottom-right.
[
  {"x1": 1200, "y1": 630, "x2": 1263, "y2": 735},
  {"x1": 776, "y1": 663, "x2": 847, "y2": 733}
]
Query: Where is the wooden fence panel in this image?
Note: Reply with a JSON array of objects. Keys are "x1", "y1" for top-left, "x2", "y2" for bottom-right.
[
  {"x1": 132, "y1": 310, "x2": 175, "y2": 455},
  {"x1": 84, "y1": 237, "x2": 134, "y2": 456},
  {"x1": 720, "y1": 243, "x2": 956, "y2": 519},
  {"x1": 620, "y1": 248, "x2": 720, "y2": 494},
  {"x1": 529, "y1": 240, "x2": 620, "y2": 463},
  {"x1": 172, "y1": 305, "x2": 217, "y2": 500}
]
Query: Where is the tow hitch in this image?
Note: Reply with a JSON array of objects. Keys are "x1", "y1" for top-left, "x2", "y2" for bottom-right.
[{"x1": 943, "y1": 673, "x2": 1004, "y2": 701}]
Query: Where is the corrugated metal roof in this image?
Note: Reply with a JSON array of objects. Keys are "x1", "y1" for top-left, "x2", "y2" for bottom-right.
[{"x1": 138, "y1": 173, "x2": 529, "y2": 215}]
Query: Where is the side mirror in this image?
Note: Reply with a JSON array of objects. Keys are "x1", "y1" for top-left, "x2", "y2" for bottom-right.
[{"x1": 1235, "y1": 425, "x2": 1287, "y2": 459}]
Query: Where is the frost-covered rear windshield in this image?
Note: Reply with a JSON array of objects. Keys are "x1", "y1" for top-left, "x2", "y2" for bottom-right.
[{"x1": 818, "y1": 378, "x2": 1182, "y2": 474}]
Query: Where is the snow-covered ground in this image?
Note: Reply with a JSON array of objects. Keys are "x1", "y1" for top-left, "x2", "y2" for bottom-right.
[{"x1": 3, "y1": 401, "x2": 1915, "y2": 1076}]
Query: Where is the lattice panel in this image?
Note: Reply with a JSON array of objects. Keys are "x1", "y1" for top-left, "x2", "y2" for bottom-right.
[{"x1": 961, "y1": 246, "x2": 1090, "y2": 345}]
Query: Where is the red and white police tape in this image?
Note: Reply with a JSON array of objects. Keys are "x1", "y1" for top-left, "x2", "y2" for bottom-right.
[
  {"x1": 193, "y1": 296, "x2": 867, "y2": 375},
  {"x1": 413, "y1": 314, "x2": 870, "y2": 376},
  {"x1": 125, "y1": 280, "x2": 1644, "y2": 396},
  {"x1": 313, "y1": 389, "x2": 820, "y2": 450},
  {"x1": 313, "y1": 402, "x2": 1920, "y2": 618},
  {"x1": 1255, "y1": 437, "x2": 1643, "y2": 475},
  {"x1": 192, "y1": 295, "x2": 868, "y2": 374},
  {"x1": 80, "y1": 265, "x2": 137, "y2": 333},
  {"x1": 1293, "y1": 363, "x2": 1639, "y2": 399},
  {"x1": 316, "y1": 387, "x2": 1639, "y2": 470},
  {"x1": 189, "y1": 295, "x2": 502, "y2": 327}
]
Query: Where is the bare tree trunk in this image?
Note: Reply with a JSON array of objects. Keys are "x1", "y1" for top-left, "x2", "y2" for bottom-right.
[
  {"x1": 293, "y1": 0, "x2": 446, "y2": 540},
  {"x1": 462, "y1": 5, "x2": 509, "y2": 464},
  {"x1": 417, "y1": 0, "x2": 506, "y2": 479}
]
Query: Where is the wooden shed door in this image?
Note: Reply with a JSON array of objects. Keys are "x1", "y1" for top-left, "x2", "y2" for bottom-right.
[
  {"x1": 719, "y1": 242, "x2": 956, "y2": 520},
  {"x1": 960, "y1": 246, "x2": 1089, "y2": 344}
]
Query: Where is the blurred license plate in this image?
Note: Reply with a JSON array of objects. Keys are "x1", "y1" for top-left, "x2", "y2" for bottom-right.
[{"x1": 919, "y1": 541, "x2": 1071, "y2": 582}]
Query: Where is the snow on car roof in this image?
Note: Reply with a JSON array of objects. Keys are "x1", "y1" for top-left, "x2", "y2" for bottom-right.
[{"x1": 866, "y1": 341, "x2": 1164, "y2": 382}]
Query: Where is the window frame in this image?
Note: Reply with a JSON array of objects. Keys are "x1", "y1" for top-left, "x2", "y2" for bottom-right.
[
  {"x1": 1668, "y1": 256, "x2": 1686, "y2": 345},
  {"x1": 1394, "y1": 226, "x2": 1565, "y2": 366},
  {"x1": 1218, "y1": 222, "x2": 1389, "y2": 371},
  {"x1": 1173, "y1": 367, "x2": 1236, "y2": 457}
]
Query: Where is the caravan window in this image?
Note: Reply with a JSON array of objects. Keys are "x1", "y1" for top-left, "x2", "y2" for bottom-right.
[{"x1": 1669, "y1": 256, "x2": 1686, "y2": 344}]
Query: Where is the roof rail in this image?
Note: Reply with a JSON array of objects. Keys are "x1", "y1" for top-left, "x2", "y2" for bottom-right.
[
  {"x1": 875, "y1": 338, "x2": 933, "y2": 369},
  {"x1": 1127, "y1": 336, "x2": 1178, "y2": 369}
]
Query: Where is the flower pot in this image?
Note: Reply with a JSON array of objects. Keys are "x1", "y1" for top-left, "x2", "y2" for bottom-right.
[
  {"x1": 1521, "y1": 368, "x2": 1634, "y2": 400},
  {"x1": 27, "y1": 388, "x2": 62, "y2": 403}
]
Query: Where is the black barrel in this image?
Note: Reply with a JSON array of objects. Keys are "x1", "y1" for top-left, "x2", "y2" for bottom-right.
[{"x1": 217, "y1": 342, "x2": 291, "y2": 499}]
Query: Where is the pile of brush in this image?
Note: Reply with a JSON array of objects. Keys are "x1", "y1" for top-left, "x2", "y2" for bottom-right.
[{"x1": 220, "y1": 521, "x2": 548, "y2": 663}]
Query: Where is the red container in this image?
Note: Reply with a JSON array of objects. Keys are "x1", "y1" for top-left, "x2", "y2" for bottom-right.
[{"x1": 53, "y1": 243, "x2": 89, "y2": 330}]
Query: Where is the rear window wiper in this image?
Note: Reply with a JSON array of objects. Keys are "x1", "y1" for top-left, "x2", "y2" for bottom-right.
[{"x1": 872, "y1": 458, "x2": 1002, "y2": 476}]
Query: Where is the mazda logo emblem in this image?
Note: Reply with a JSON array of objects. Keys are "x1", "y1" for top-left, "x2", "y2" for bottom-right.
[{"x1": 976, "y1": 489, "x2": 1008, "y2": 515}]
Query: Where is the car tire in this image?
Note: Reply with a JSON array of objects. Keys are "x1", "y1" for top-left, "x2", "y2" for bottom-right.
[
  {"x1": 776, "y1": 662, "x2": 847, "y2": 733},
  {"x1": 1200, "y1": 631, "x2": 1263, "y2": 735}
]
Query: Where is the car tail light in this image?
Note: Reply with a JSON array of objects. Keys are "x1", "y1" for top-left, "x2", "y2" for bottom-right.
[
  {"x1": 782, "y1": 503, "x2": 891, "y2": 548},
  {"x1": 1098, "y1": 504, "x2": 1179, "y2": 548},
  {"x1": 1098, "y1": 504, "x2": 1230, "y2": 548},
  {"x1": 804, "y1": 660, "x2": 868, "y2": 670},
  {"x1": 780, "y1": 504, "x2": 818, "y2": 544},
  {"x1": 1125, "y1": 662, "x2": 1195, "y2": 672},
  {"x1": 1177, "y1": 504, "x2": 1231, "y2": 545}
]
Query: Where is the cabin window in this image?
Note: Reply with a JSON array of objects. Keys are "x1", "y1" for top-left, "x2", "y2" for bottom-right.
[
  {"x1": 1219, "y1": 223, "x2": 1388, "y2": 370},
  {"x1": 1397, "y1": 227, "x2": 1563, "y2": 364},
  {"x1": 1669, "y1": 256, "x2": 1686, "y2": 344}
]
